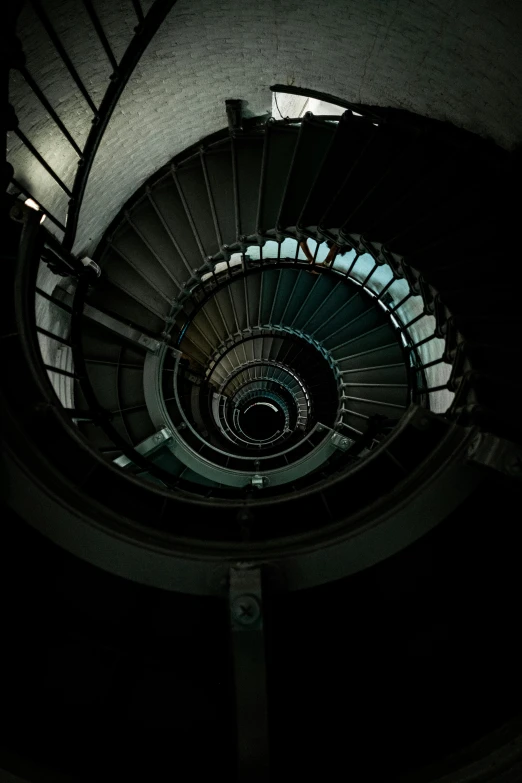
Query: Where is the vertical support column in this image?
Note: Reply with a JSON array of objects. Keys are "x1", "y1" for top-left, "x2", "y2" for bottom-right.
[{"x1": 229, "y1": 564, "x2": 269, "y2": 782}]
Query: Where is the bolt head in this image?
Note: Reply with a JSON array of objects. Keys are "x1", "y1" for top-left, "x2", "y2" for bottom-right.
[{"x1": 231, "y1": 595, "x2": 261, "y2": 626}]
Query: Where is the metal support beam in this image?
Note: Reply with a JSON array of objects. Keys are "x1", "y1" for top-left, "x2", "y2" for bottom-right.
[
  {"x1": 83, "y1": 302, "x2": 161, "y2": 351},
  {"x1": 113, "y1": 427, "x2": 172, "y2": 468},
  {"x1": 55, "y1": 289, "x2": 161, "y2": 351},
  {"x1": 82, "y1": 0, "x2": 118, "y2": 72},
  {"x1": 144, "y1": 347, "x2": 336, "y2": 487},
  {"x1": 29, "y1": 0, "x2": 99, "y2": 115},
  {"x1": 331, "y1": 431, "x2": 355, "y2": 451},
  {"x1": 226, "y1": 99, "x2": 243, "y2": 134},
  {"x1": 229, "y1": 565, "x2": 269, "y2": 782},
  {"x1": 466, "y1": 433, "x2": 522, "y2": 478},
  {"x1": 62, "y1": 0, "x2": 178, "y2": 250}
]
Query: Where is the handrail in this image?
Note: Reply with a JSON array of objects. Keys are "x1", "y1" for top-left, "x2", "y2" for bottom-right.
[
  {"x1": 206, "y1": 323, "x2": 339, "y2": 382},
  {"x1": 63, "y1": 0, "x2": 178, "y2": 251},
  {"x1": 219, "y1": 359, "x2": 309, "y2": 398},
  {"x1": 10, "y1": 73, "x2": 456, "y2": 490},
  {"x1": 8, "y1": 204, "x2": 473, "y2": 517},
  {"x1": 171, "y1": 351, "x2": 327, "y2": 464},
  {"x1": 9, "y1": 0, "x2": 177, "y2": 250},
  {"x1": 25, "y1": 216, "x2": 448, "y2": 490},
  {"x1": 9, "y1": 217, "x2": 197, "y2": 491},
  {"x1": 224, "y1": 385, "x2": 292, "y2": 448},
  {"x1": 141, "y1": 346, "x2": 344, "y2": 487},
  {"x1": 172, "y1": 253, "x2": 441, "y2": 412},
  {"x1": 269, "y1": 84, "x2": 510, "y2": 165}
]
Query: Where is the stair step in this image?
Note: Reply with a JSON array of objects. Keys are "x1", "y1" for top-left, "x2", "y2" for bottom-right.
[
  {"x1": 302, "y1": 280, "x2": 346, "y2": 334},
  {"x1": 341, "y1": 383, "x2": 408, "y2": 407},
  {"x1": 175, "y1": 155, "x2": 220, "y2": 258},
  {"x1": 259, "y1": 268, "x2": 282, "y2": 324},
  {"x1": 257, "y1": 123, "x2": 300, "y2": 234},
  {"x1": 269, "y1": 268, "x2": 299, "y2": 325},
  {"x1": 310, "y1": 287, "x2": 363, "y2": 340},
  {"x1": 87, "y1": 278, "x2": 166, "y2": 333},
  {"x1": 330, "y1": 323, "x2": 397, "y2": 360},
  {"x1": 321, "y1": 307, "x2": 383, "y2": 351},
  {"x1": 127, "y1": 198, "x2": 186, "y2": 289},
  {"x1": 110, "y1": 220, "x2": 179, "y2": 303},
  {"x1": 278, "y1": 271, "x2": 315, "y2": 324},
  {"x1": 337, "y1": 342, "x2": 404, "y2": 371},
  {"x1": 148, "y1": 174, "x2": 203, "y2": 272},
  {"x1": 356, "y1": 131, "x2": 447, "y2": 241},
  {"x1": 101, "y1": 247, "x2": 171, "y2": 319},
  {"x1": 337, "y1": 123, "x2": 420, "y2": 236},
  {"x1": 204, "y1": 140, "x2": 236, "y2": 246},
  {"x1": 341, "y1": 363, "x2": 407, "y2": 386},
  {"x1": 291, "y1": 274, "x2": 338, "y2": 331},
  {"x1": 234, "y1": 134, "x2": 264, "y2": 239},
  {"x1": 298, "y1": 112, "x2": 376, "y2": 230},
  {"x1": 277, "y1": 115, "x2": 337, "y2": 231}
]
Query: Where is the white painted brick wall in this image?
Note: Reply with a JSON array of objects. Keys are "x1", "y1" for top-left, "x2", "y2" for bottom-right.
[{"x1": 8, "y1": 0, "x2": 522, "y2": 255}]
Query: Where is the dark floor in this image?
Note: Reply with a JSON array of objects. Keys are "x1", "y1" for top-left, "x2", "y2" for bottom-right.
[{"x1": 0, "y1": 472, "x2": 521, "y2": 781}]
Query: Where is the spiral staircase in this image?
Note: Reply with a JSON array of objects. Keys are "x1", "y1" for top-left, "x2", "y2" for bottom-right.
[
  {"x1": 2, "y1": 2, "x2": 522, "y2": 782},
  {"x1": 45, "y1": 108, "x2": 487, "y2": 498}
]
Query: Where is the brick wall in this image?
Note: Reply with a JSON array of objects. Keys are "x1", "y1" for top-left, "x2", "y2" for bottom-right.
[{"x1": 8, "y1": 0, "x2": 522, "y2": 255}]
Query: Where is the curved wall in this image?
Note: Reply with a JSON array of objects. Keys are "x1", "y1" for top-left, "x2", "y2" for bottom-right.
[{"x1": 8, "y1": 0, "x2": 521, "y2": 255}]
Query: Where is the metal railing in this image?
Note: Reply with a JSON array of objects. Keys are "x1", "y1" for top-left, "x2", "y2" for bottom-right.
[
  {"x1": 142, "y1": 346, "x2": 349, "y2": 488},
  {"x1": 8, "y1": 174, "x2": 460, "y2": 496},
  {"x1": 8, "y1": 0, "x2": 177, "y2": 249},
  {"x1": 174, "y1": 248, "x2": 454, "y2": 415},
  {"x1": 6, "y1": 35, "x2": 464, "y2": 494},
  {"x1": 6, "y1": 202, "x2": 479, "y2": 523}
]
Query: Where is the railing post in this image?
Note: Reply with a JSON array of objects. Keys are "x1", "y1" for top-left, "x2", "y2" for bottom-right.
[{"x1": 229, "y1": 564, "x2": 270, "y2": 782}]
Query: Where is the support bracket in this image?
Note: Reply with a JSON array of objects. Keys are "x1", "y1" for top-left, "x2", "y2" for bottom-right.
[
  {"x1": 331, "y1": 431, "x2": 355, "y2": 451},
  {"x1": 466, "y1": 433, "x2": 522, "y2": 478},
  {"x1": 113, "y1": 427, "x2": 172, "y2": 468},
  {"x1": 229, "y1": 564, "x2": 269, "y2": 782}
]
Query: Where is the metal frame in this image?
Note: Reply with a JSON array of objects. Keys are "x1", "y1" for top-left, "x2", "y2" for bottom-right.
[
  {"x1": 176, "y1": 255, "x2": 434, "y2": 422},
  {"x1": 144, "y1": 346, "x2": 338, "y2": 487},
  {"x1": 229, "y1": 565, "x2": 270, "y2": 782},
  {"x1": 1, "y1": 210, "x2": 498, "y2": 594},
  {"x1": 11, "y1": 0, "x2": 177, "y2": 252},
  {"x1": 5, "y1": 21, "x2": 522, "y2": 783},
  {"x1": 62, "y1": 0, "x2": 178, "y2": 250},
  {"x1": 5, "y1": 90, "x2": 508, "y2": 568},
  {"x1": 3, "y1": 383, "x2": 482, "y2": 596},
  {"x1": 14, "y1": 216, "x2": 440, "y2": 507},
  {"x1": 205, "y1": 323, "x2": 338, "y2": 382},
  {"x1": 14, "y1": 152, "x2": 448, "y2": 508}
]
